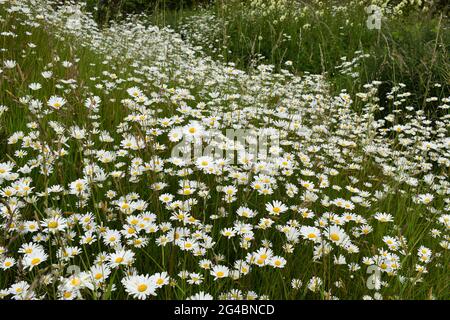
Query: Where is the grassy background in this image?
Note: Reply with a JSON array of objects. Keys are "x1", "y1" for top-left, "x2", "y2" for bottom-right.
[{"x1": 0, "y1": 1, "x2": 449, "y2": 300}]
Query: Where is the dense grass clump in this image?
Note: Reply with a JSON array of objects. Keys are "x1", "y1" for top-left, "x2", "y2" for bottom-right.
[
  {"x1": 0, "y1": 0, "x2": 448, "y2": 300},
  {"x1": 168, "y1": 0, "x2": 449, "y2": 113},
  {"x1": 84, "y1": 0, "x2": 213, "y2": 27}
]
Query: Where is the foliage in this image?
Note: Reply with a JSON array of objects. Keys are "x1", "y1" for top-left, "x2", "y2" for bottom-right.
[
  {"x1": 0, "y1": 0, "x2": 448, "y2": 300},
  {"x1": 174, "y1": 0, "x2": 449, "y2": 113}
]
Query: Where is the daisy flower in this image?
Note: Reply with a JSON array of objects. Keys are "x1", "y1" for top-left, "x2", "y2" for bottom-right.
[
  {"x1": 210, "y1": 265, "x2": 229, "y2": 280},
  {"x1": 265, "y1": 200, "x2": 288, "y2": 216},
  {"x1": 47, "y1": 95, "x2": 67, "y2": 110},
  {"x1": 108, "y1": 249, "x2": 135, "y2": 268},
  {"x1": 324, "y1": 225, "x2": 350, "y2": 246},
  {"x1": 23, "y1": 249, "x2": 48, "y2": 270},
  {"x1": 300, "y1": 226, "x2": 321, "y2": 242},
  {"x1": 374, "y1": 212, "x2": 394, "y2": 223},
  {"x1": 187, "y1": 292, "x2": 213, "y2": 300},
  {"x1": 122, "y1": 274, "x2": 157, "y2": 300},
  {"x1": 1, "y1": 257, "x2": 16, "y2": 270}
]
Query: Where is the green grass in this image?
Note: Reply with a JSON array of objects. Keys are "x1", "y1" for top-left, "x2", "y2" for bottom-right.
[{"x1": 149, "y1": 0, "x2": 449, "y2": 114}]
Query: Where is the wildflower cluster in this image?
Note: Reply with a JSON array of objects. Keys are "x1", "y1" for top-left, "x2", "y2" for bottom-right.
[{"x1": 0, "y1": 0, "x2": 448, "y2": 300}]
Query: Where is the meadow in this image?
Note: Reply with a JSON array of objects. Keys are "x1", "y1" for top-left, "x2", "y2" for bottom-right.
[{"x1": 0, "y1": 0, "x2": 448, "y2": 300}]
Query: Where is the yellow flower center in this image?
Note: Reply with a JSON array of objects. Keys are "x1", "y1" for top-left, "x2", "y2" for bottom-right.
[
  {"x1": 115, "y1": 257, "x2": 124, "y2": 263},
  {"x1": 48, "y1": 221, "x2": 58, "y2": 229},
  {"x1": 330, "y1": 233, "x2": 340, "y2": 242},
  {"x1": 137, "y1": 284, "x2": 147, "y2": 292}
]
